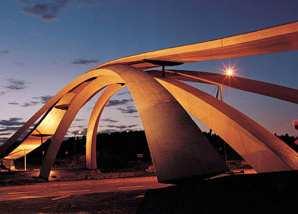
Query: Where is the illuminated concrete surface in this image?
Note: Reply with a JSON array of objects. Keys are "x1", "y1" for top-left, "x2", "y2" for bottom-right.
[
  {"x1": 41, "y1": 65, "x2": 225, "y2": 182},
  {"x1": 156, "y1": 78, "x2": 298, "y2": 172},
  {"x1": 99, "y1": 21, "x2": 298, "y2": 69},
  {"x1": 0, "y1": 70, "x2": 101, "y2": 159},
  {"x1": 86, "y1": 84, "x2": 123, "y2": 169},
  {"x1": 1, "y1": 21, "x2": 298, "y2": 182},
  {"x1": 105, "y1": 65, "x2": 225, "y2": 182},
  {"x1": 165, "y1": 70, "x2": 298, "y2": 104},
  {"x1": 40, "y1": 70, "x2": 125, "y2": 179}
]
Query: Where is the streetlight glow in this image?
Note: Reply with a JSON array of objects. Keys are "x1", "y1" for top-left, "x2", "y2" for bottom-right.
[{"x1": 223, "y1": 64, "x2": 236, "y2": 77}]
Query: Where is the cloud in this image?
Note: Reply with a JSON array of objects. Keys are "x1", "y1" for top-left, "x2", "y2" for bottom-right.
[
  {"x1": 0, "y1": 127, "x2": 21, "y2": 132},
  {"x1": 19, "y1": 0, "x2": 101, "y2": 21},
  {"x1": 0, "y1": 117, "x2": 24, "y2": 137},
  {"x1": 72, "y1": 125, "x2": 84, "y2": 128},
  {"x1": 20, "y1": 101, "x2": 40, "y2": 107},
  {"x1": 0, "y1": 137, "x2": 9, "y2": 144},
  {"x1": 32, "y1": 95, "x2": 52, "y2": 104},
  {"x1": 0, "y1": 132, "x2": 12, "y2": 136},
  {"x1": 0, "y1": 117, "x2": 24, "y2": 127},
  {"x1": 129, "y1": 115, "x2": 139, "y2": 118},
  {"x1": 101, "y1": 129, "x2": 120, "y2": 133},
  {"x1": 0, "y1": 50, "x2": 9, "y2": 54},
  {"x1": 5, "y1": 78, "x2": 28, "y2": 90},
  {"x1": 101, "y1": 118, "x2": 119, "y2": 123},
  {"x1": 19, "y1": 0, "x2": 70, "y2": 21},
  {"x1": 102, "y1": 124, "x2": 138, "y2": 133},
  {"x1": 8, "y1": 95, "x2": 52, "y2": 107},
  {"x1": 117, "y1": 91, "x2": 129, "y2": 96},
  {"x1": 71, "y1": 128, "x2": 87, "y2": 136},
  {"x1": 0, "y1": 136, "x2": 8, "y2": 140},
  {"x1": 106, "y1": 99, "x2": 132, "y2": 107},
  {"x1": 0, "y1": 79, "x2": 28, "y2": 96},
  {"x1": 117, "y1": 106, "x2": 137, "y2": 114},
  {"x1": 8, "y1": 102, "x2": 20, "y2": 105},
  {"x1": 72, "y1": 58, "x2": 99, "y2": 65},
  {"x1": 105, "y1": 124, "x2": 137, "y2": 130}
]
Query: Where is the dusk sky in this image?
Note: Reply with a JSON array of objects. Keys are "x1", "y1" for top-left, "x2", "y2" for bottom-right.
[{"x1": 0, "y1": 0, "x2": 297, "y2": 143}]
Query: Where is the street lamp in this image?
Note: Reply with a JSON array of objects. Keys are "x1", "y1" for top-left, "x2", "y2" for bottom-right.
[
  {"x1": 217, "y1": 63, "x2": 238, "y2": 169},
  {"x1": 223, "y1": 64, "x2": 236, "y2": 77}
]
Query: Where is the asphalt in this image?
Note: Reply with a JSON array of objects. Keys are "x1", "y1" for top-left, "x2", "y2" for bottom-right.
[{"x1": 0, "y1": 176, "x2": 169, "y2": 202}]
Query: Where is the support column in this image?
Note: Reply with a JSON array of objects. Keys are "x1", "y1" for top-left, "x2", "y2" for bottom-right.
[
  {"x1": 86, "y1": 84, "x2": 123, "y2": 169},
  {"x1": 107, "y1": 65, "x2": 226, "y2": 183},
  {"x1": 39, "y1": 74, "x2": 124, "y2": 180}
]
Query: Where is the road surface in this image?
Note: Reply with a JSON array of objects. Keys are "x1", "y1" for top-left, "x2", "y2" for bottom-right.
[{"x1": 0, "y1": 176, "x2": 168, "y2": 202}]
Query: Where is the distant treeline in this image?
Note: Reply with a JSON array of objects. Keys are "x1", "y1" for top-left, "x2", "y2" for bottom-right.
[{"x1": 15, "y1": 131, "x2": 297, "y2": 171}]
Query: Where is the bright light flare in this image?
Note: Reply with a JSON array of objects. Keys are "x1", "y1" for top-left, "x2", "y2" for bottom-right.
[{"x1": 223, "y1": 64, "x2": 237, "y2": 77}]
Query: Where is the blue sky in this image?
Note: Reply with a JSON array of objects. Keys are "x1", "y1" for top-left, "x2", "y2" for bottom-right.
[{"x1": 0, "y1": 0, "x2": 297, "y2": 142}]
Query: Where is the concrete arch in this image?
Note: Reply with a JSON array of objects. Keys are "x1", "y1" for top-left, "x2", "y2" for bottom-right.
[
  {"x1": 40, "y1": 65, "x2": 225, "y2": 182},
  {"x1": 1, "y1": 21, "x2": 297, "y2": 183},
  {"x1": 0, "y1": 70, "x2": 101, "y2": 159},
  {"x1": 156, "y1": 78, "x2": 298, "y2": 172},
  {"x1": 40, "y1": 71, "x2": 125, "y2": 179},
  {"x1": 103, "y1": 65, "x2": 225, "y2": 182},
  {"x1": 86, "y1": 84, "x2": 124, "y2": 169},
  {"x1": 165, "y1": 69, "x2": 298, "y2": 104}
]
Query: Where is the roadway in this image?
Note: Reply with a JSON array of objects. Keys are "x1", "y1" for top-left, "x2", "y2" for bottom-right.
[{"x1": 0, "y1": 176, "x2": 169, "y2": 202}]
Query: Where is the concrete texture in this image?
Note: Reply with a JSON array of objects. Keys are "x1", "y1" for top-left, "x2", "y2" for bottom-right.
[
  {"x1": 156, "y1": 78, "x2": 298, "y2": 172},
  {"x1": 106, "y1": 65, "x2": 225, "y2": 182},
  {"x1": 39, "y1": 71, "x2": 125, "y2": 179},
  {"x1": 165, "y1": 69, "x2": 298, "y2": 104},
  {"x1": 100, "y1": 21, "x2": 298, "y2": 69},
  {"x1": 0, "y1": 70, "x2": 100, "y2": 159},
  {"x1": 86, "y1": 84, "x2": 123, "y2": 169}
]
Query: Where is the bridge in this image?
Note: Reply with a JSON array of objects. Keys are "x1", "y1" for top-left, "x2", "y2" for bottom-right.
[{"x1": 0, "y1": 21, "x2": 297, "y2": 183}]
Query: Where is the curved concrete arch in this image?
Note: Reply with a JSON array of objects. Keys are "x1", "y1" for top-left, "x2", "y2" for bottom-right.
[
  {"x1": 166, "y1": 70, "x2": 298, "y2": 104},
  {"x1": 4, "y1": 82, "x2": 92, "y2": 160},
  {"x1": 1, "y1": 21, "x2": 297, "y2": 183},
  {"x1": 99, "y1": 21, "x2": 298, "y2": 69},
  {"x1": 0, "y1": 70, "x2": 101, "y2": 158},
  {"x1": 86, "y1": 84, "x2": 124, "y2": 169},
  {"x1": 40, "y1": 65, "x2": 225, "y2": 182},
  {"x1": 103, "y1": 65, "x2": 225, "y2": 182},
  {"x1": 156, "y1": 78, "x2": 298, "y2": 172},
  {"x1": 40, "y1": 71, "x2": 125, "y2": 179}
]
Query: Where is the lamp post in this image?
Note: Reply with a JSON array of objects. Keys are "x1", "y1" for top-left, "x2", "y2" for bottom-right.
[
  {"x1": 23, "y1": 149, "x2": 27, "y2": 171},
  {"x1": 218, "y1": 64, "x2": 236, "y2": 170}
]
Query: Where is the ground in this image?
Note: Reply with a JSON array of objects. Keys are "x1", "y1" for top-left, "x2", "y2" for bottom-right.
[
  {"x1": 0, "y1": 176, "x2": 167, "y2": 213},
  {"x1": 0, "y1": 190, "x2": 144, "y2": 213},
  {"x1": 0, "y1": 171, "x2": 297, "y2": 213}
]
